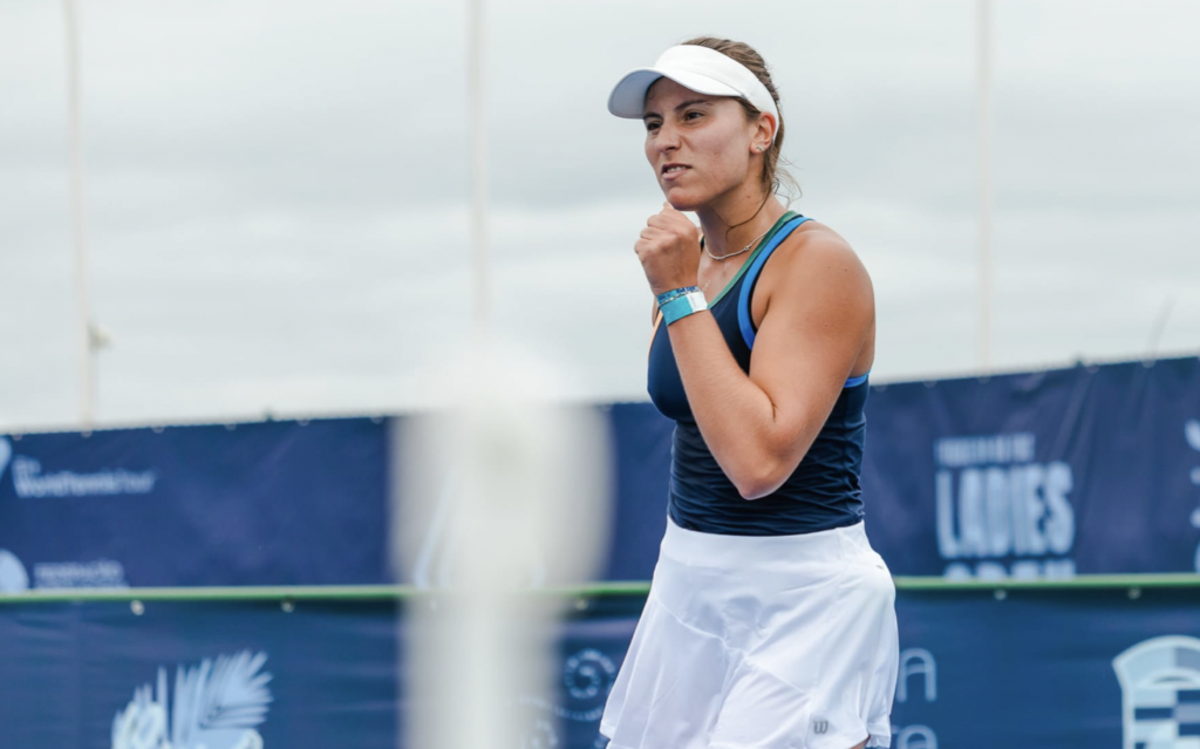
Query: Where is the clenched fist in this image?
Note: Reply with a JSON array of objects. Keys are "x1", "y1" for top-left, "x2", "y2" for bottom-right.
[{"x1": 635, "y1": 203, "x2": 702, "y2": 296}]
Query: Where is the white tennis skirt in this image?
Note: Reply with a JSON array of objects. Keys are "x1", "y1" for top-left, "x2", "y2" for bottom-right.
[{"x1": 600, "y1": 518, "x2": 898, "y2": 749}]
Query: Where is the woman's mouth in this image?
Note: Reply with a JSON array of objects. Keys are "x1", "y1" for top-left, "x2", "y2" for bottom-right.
[{"x1": 662, "y1": 164, "x2": 690, "y2": 181}]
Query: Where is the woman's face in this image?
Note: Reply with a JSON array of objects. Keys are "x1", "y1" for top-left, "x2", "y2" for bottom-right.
[{"x1": 642, "y1": 77, "x2": 761, "y2": 212}]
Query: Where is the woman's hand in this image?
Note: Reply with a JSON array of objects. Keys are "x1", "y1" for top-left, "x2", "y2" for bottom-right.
[{"x1": 634, "y1": 203, "x2": 702, "y2": 295}]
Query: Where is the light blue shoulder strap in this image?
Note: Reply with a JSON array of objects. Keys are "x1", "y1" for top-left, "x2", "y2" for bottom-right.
[
  {"x1": 737, "y1": 216, "x2": 812, "y2": 349},
  {"x1": 736, "y1": 216, "x2": 869, "y2": 389},
  {"x1": 844, "y1": 372, "x2": 870, "y2": 388}
]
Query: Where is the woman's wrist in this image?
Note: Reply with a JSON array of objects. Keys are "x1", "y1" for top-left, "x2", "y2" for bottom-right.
[
  {"x1": 655, "y1": 285, "x2": 701, "y2": 308},
  {"x1": 660, "y1": 290, "x2": 708, "y2": 325}
]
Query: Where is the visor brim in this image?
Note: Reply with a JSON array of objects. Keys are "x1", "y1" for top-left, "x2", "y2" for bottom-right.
[{"x1": 607, "y1": 67, "x2": 744, "y2": 118}]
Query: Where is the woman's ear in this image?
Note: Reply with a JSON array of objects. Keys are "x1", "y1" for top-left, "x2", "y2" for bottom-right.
[{"x1": 752, "y1": 112, "x2": 777, "y2": 153}]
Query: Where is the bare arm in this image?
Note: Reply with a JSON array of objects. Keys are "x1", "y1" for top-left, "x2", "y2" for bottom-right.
[{"x1": 665, "y1": 228, "x2": 874, "y2": 499}]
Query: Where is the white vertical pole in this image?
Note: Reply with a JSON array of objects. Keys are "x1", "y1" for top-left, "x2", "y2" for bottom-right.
[
  {"x1": 467, "y1": 0, "x2": 488, "y2": 345},
  {"x1": 64, "y1": 0, "x2": 94, "y2": 426},
  {"x1": 978, "y1": 0, "x2": 994, "y2": 371}
]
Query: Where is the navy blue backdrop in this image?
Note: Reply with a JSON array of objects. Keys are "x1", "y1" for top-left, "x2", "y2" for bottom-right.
[
  {"x1": 861, "y1": 357, "x2": 1200, "y2": 578},
  {"x1": 605, "y1": 357, "x2": 1200, "y2": 580},
  {"x1": 1, "y1": 356, "x2": 1198, "y2": 589},
  {"x1": 0, "y1": 419, "x2": 389, "y2": 589},
  {"x1": 1, "y1": 588, "x2": 1198, "y2": 748}
]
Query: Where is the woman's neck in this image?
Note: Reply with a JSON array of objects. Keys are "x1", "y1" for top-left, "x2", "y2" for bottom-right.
[{"x1": 695, "y1": 191, "x2": 787, "y2": 258}]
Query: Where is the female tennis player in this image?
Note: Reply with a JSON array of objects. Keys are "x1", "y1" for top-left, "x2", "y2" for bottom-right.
[{"x1": 600, "y1": 38, "x2": 899, "y2": 749}]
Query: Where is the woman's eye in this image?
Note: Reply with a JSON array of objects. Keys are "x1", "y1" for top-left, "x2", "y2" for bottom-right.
[
  {"x1": 685, "y1": 111, "x2": 703, "y2": 120},
  {"x1": 645, "y1": 121, "x2": 661, "y2": 132}
]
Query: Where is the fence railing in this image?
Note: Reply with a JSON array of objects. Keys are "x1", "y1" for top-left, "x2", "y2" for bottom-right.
[{"x1": 1, "y1": 573, "x2": 1197, "y2": 605}]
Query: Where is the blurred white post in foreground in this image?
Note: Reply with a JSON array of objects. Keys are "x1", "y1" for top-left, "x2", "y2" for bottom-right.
[
  {"x1": 396, "y1": 1, "x2": 610, "y2": 743},
  {"x1": 396, "y1": 338, "x2": 612, "y2": 748}
]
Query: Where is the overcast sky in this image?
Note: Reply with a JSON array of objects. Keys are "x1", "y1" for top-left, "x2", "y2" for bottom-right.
[{"x1": 2, "y1": 0, "x2": 1198, "y2": 431}]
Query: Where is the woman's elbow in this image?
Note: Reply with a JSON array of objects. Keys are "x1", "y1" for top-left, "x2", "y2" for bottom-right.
[
  {"x1": 736, "y1": 482, "x2": 776, "y2": 501},
  {"x1": 725, "y1": 435, "x2": 811, "y2": 500},
  {"x1": 731, "y1": 462, "x2": 790, "y2": 501}
]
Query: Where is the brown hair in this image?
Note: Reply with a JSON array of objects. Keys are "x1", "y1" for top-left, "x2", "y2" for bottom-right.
[{"x1": 682, "y1": 36, "x2": 799, "y2": 201}]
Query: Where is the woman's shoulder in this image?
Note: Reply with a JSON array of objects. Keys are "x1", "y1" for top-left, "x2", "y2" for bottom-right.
[
  {"x1": 748, "y1": 217, "x2": 875, "y2": 369},
  {"x1": 768, "y1": 219, "x2": 872, "y2": 293},
  {"x1": 783, "y1": 218, "x2": 855, "y2": 258}
]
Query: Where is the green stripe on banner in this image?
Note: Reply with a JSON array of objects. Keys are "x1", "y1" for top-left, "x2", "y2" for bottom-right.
[{"x1": 0, "y1": 573, "x2": 1197, "y2": 604}]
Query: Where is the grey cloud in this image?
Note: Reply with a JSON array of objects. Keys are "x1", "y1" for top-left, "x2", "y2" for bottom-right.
[{"x1": 3, "y1": 0, "x2": 1200, "y2": 429}]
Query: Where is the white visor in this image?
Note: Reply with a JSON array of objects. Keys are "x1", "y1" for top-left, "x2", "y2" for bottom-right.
[{"x1": 608, "y1": 45, "x2": 779, "y2": 143}]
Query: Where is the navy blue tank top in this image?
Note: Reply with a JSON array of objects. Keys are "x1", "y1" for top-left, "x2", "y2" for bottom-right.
[{"x1": 647, "y1": 212, "x2": 869, "y2": 536}]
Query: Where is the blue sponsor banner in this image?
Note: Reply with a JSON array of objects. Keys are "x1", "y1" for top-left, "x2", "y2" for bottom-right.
[
  {"x1": 0, "y1": 418, "x2": 390, "y2": 589},
  {"x1": 0, "y1": 587, "x2": 1198, "y2": 748},
  {"x1": 598, "y1": 404, "x2": 673, "y2": 582},
  {"x1": 3, "y1": 355, "x2": 1197, "y2": 588},
  {"x1": 0, "y1": 409, "x2": 663, "y2": 591},
  {"x1": 604, "y1": 355, "x2": 1200, "y2": 579},
  {"x1": 862, "y1": 356, "x2": 1200, "y2": 578},
  {"x1": 0, "y1": 599, "x2": 399, "y2": 748},
  {"x1": 889, "y1": 586, "x2": 1200, "y2": 747}
]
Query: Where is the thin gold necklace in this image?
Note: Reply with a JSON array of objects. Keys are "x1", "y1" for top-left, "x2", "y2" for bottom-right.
[{"x1": 704, "y1": 226, "x2": 770, "y2": 262}]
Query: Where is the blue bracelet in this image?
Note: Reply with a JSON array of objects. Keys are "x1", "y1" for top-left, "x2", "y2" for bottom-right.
[
  {"x1": 660, "y1": 291, "x2": 708, "y2": 325},
  {"x1": 656, "y1": 286, "x2": 700, "y2": 308}
]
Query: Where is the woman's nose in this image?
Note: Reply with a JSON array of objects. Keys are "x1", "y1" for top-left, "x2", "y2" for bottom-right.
[{"x1": 656, "y1": 122, "x2": 680, "y2": 151}]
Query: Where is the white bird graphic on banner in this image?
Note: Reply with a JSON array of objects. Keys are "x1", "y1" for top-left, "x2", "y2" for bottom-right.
[{"x1": 112, "y1": 651, "x2": 272, "y2": 749}]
